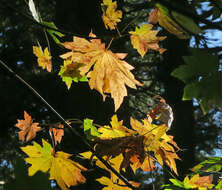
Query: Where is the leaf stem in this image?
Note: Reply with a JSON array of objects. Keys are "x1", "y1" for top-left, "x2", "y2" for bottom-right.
[
  {"x1": 0, "y1": 59, "x2": 137, "y2": 190},
  {"x1": 49, "y1": 128, "x2": 56, "y2": 156},
  {"x1": 106, "y1": 38, "x2": 114, "y2": 49}
]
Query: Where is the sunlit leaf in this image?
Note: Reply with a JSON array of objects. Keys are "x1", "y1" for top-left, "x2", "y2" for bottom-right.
[
  {"x1": 101, "y1": 0, "x2": 122, "y2": 30},
  {"x1": 129, "y1": 24, "x2": 166, "y2": 57},
  {"x1": 60, "y1": 33, "x2": 142, "y2": 111},
  {"x1": 21, "y1": 139, "x2": 87, "y2": 190},
  {"x1": 15, "y1": 111, "x2": 41, "y2": 142},
  {"x1": 33, "y1": 45, "x2": 52, "y2": 72}
]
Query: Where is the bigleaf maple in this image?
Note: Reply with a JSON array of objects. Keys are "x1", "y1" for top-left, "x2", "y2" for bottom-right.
[
  {"x1": 129, "y1": 24, "x2": 166, "y2": 57},
  {"x1": 101, "y1": 0, "x2": 122, "y2": 30},
  {"x1": 33, "y1": 45, "x2": 52, "y2": 72},
  {"x1": 21, "y1": 139, "x2": 87, "y2": 190},
  {"x1": 15, "y1": 111, "x2": 41, "y2": 142},
  {"x1": 60, "y1": 32, "x2": 143, "y2": 111}
]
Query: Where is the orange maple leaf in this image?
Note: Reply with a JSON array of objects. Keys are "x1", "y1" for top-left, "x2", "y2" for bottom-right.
[
  {"x1": 15, "y1": 111, "x2": 41, "y2": 142},
  {"x1": 130, "y1": 154, "x2": 156, "y2": 173},
  {"x1": 129, "y1": 24, "x2": 166, "y2": 57},
  {"x1": 33, "y1": 45, "x2": 52, "y2": 72},
  {"x1": 50, "y1": 124, "x2": 64, "y2": 144},
  {"x1": 60, "y1": 33, "x2": 142, "y2": 111},
  {"x1": 101, "y1": 0, "x2": 122, "y2": 30}
]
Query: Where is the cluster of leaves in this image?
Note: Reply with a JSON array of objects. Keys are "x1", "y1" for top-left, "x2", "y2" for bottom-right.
[
  {"x1": 10, "y1": 0, "x2": 222, "y2": 190},
  {"x1": 164, "y1": 157, "x2": 222, "y2": 190},
  {"x1": 15, "y1": 99, "x2": 179, "y2": 190}
]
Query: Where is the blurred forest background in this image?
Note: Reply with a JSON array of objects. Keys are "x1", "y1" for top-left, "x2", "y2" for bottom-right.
[{"x1": 0, "y1": 0, "x2": 222, "y2": 189}]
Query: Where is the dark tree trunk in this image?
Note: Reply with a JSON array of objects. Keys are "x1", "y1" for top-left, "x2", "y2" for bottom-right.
[{"x1": 160, "y1": 36, "x2": 197, "y2": 178}]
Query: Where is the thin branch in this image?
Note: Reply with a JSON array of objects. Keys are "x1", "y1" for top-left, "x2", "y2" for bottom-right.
[{"x1": 0, "y1": 59, "x2": 136, "y2": 190}]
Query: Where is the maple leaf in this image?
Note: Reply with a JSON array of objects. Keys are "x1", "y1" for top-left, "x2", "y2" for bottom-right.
[
  {"x1": 50, "y1": 124, "x2": 64, "y2": 144},
  {"x1": 98, "y1": 115, "x2": 136, "y2": 138},
  {"x1": 96, "y1": 176, "x2": 140, "y2": 190},
  {"x1": 15, "y1": 111, "x2": 41, "y2": 142},
  {"x1": 83, "y1": 118, "x2": 101, "y2": 140},
  {"x1": 21, "y1": 139, "x2": 87, "y2": 190},
  {"x1": 130, "y1": 154, "x2": 156, "y2": 173},
  {"x1": 58, "y1": 59, "x2": 88, "y2": 89},
  {"x1": 80, "y1": 152, "x2": 124, "y2": 181},
  {"x1": 129, "y1": 24, "x2": 166, "y2": 57},
  {"x1": 33, "y1": 45, "x2": 52, "y2": 72},
  {"x1": 60, "y1": 33, "x2": 142, "y2": 111},
  {"x1": 101, "y1": 0, "x2": 122, "y2": 30},
  {"x1": 130, "y1": 117, "x2": 180, "y2": 174},
  {"x1": 183, "y1": 174, "x2": 214, "y2": 190}
]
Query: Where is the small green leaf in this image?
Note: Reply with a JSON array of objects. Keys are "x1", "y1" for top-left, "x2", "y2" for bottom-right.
[
  {"x1": 42, "y1": 21, "x2": 64, "y2": 44},
  {"x1": 169, "y1": 179, "x2": 184, "y2": 188},
  {"x1": 58, "y1": 60, "x2": 88, "y2": 89},
  {"x1": 84, "y1": 119, "x2": 100, "y2": 140},
  {"x1": 216, "y1": 180, "x2": 222, "y2": 189}
]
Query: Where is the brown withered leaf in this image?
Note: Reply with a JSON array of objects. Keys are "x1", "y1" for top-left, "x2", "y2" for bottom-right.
[
  {"x1": 148, "y1": 95, "x2": 174, "y2": 130},
  {"x1": 60, "y1": 33, "x2": 142, "y2": 111},
  {"x1": 15, "y1": 111, "x2": 41, "y2": 142}
]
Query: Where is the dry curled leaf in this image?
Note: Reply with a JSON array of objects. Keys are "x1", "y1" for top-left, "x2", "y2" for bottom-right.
[
  {"x1": 129, "y1": 24, "x2": 166, "y2": 57},
  {"x1": 60, "y1": 32, "x2": 142, "y2": 111},
  {"x1": 15, "y1": 111, "x2": 41, "y2": 142},
  {"x1": 148, "y1": 95, "x2": 174, "y2": 130},
  {"x1": 101, "y1": 0, "x2": 122, "y2": 30},
  {"x1": 50, "y1": 124, "x2": 64, "y2": 144}
]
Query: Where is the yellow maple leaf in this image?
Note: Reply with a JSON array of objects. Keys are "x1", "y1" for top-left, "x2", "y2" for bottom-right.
[
  {"x1": 183, "y1": 174, "x2": 214, "y2": 190},
  {"x1": 101, "y1": 0, "x2": 122, "y2": 30},
  {"x1": 21, "y1": 139, "x2": 87, "y2": 190},
  {"x1": 80, "y1": 151, "x2": 124, "y2": 181},
  {"x1": 98, "y1": 115, "x2": 136, "y2": 138},
  {"x1": 33, "y1": 45, "x2": 52, "y2": 72},
  {"x1": 129, "y1": 24, "x2": 166, "y2": 57},
  {"x1": 60, "y1": 33, "x2": 142, "y2": 111},
  {"x1": 130, "y1": 117, "x2": 180, "y2": 174},
  {"x1": 96, "y1": 176, "x2": 140, "y2": 190}
]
